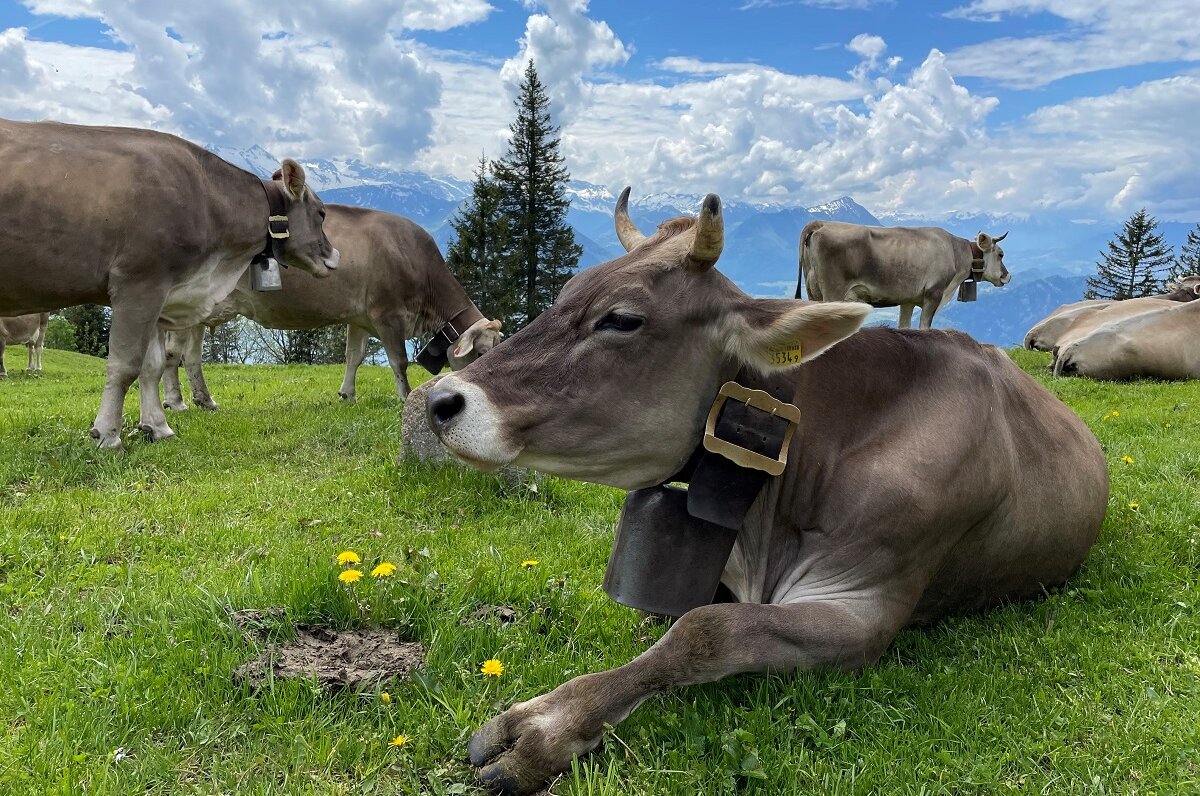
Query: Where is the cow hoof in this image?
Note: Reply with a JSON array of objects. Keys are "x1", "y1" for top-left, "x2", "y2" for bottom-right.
[
  {"x1": 164, "y1": 400, "x2": 189, "y2": 412},
  {"x1": 195, "y1": 399, "x2": 219, "y2": 412},
  {"x1": 338, "y1": 391, "x2": 355, "y2": 403},
  {"x1": 468, "y1": 691, "x2": 603, "y2": 795},
  {"x1": 139, "y1": 424, "x2": 177, "y2": 443}
]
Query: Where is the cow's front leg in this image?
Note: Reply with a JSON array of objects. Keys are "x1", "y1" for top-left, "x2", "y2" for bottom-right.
[
  {"x1": 137, "y1": 327, "x2": 176, "y2": 441},
  {"x1": 0, "y1": 341, "x2": 7, "y2": 378},
  {"x1": 469, "y1": 598, "x2": 905, "y2": 794}
]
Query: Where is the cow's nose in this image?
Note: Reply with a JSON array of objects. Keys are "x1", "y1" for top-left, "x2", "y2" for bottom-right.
[{"x1": 427, "y1": 388, "x2": 466, "y2": 431}]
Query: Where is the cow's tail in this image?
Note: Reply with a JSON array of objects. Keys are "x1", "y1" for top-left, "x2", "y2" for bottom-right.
[{"x1": 796, "y1": 221, "x2": 823, "y2": 299}]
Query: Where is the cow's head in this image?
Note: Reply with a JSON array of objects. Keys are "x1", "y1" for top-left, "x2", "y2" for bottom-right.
[
  {"x1": 448, "y1": 318, "x2": 504, "y2": 370},
  {"x1": 1165, "y1": 275, "x2": 1200, "y2": 301},
  {"x1": 269, "y1": 160, "x2": 340, "y2": 278},
  {"x1": 426, "y1": 188, "x2": 869, "y2": 490},
  {"x1": 975, "y1": 231, "x2": 1011, "y2": 287}
]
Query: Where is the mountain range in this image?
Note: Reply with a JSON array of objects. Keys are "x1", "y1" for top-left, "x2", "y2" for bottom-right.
[{"x1": 212, "y1": 145, "x2": 1197, "y2": 348}]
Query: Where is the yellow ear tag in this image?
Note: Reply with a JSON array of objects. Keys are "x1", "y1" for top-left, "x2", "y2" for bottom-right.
[{"x1": 768, "y1": 343, "x2": 803, "y2": 367}]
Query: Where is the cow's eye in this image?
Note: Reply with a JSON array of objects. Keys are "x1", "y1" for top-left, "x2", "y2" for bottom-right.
[
  {"x1": 595, "y1": 312, "x2": 643, "y2": 332},
  {"x1": 319, "y1": 208, "x2": 327, "y2": 219}
]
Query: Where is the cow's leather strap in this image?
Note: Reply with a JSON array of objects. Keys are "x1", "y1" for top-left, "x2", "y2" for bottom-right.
[
  {"x1": 968, "y1": 241, "x2": 985, "y2": 278},
  {"x1": 415, "y1": 305, "x2": 486, "y2": 375},
  {"x1": 251, "y1": 179, "x2": 290, "y2": 267},
  {"x1": 669, "y1": 369, "x2": 799, "y2": 531}
]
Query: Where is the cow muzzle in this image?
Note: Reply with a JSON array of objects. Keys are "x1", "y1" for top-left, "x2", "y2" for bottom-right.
[{"x1": 426, "y1": 376, "x2": 522, "y2": 469}]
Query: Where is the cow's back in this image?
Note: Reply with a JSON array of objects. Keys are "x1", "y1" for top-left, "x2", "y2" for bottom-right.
[{"x1": 0, "y1": 120, "x2": 244, "y2": 313}]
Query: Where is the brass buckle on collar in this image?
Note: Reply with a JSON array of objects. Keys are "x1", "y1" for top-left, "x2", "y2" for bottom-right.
[
  {"x1": 268, "y1": 215, "x2": 290, "y2": 239},
  {"x1": 702, "y1": 381, "x2": 801, "y2": 477}
]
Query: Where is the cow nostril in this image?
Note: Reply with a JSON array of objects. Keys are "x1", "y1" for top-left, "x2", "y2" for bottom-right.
[{"x1": 427, "y1": 388, "x2": 466, "y2": 429}]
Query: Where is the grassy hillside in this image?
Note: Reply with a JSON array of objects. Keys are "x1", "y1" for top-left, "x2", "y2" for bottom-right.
[{"x1": 1, "y1": 349, "x2": 1197, "y2": 795}]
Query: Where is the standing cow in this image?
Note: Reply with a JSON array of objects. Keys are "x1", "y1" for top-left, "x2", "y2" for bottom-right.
[
  {"x1": 161, "y1": 205, "x2": 502, "y2": 410},
  {"x1": 426, "y1": 188, "x2": 1107, "y2": 794},
  {"x1": 0, "y1": 119, "x2": 338, "y2": 449},
  {"x1": 797, "y1": 220, "x2": 1011, "y2": 328},
  {"x1": 0, "y1": 312, "x2": 49, "y2": 377}
]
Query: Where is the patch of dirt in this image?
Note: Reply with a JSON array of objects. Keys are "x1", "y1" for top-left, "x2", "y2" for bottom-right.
[
  {"x1": 234, "y1": 625, "x2": 425, "y2": 691},
  {"x1": 463, "y1": 604, "x2": 519, "y2": 625}
]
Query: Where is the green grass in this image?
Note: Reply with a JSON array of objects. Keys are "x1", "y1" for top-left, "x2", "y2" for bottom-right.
[{"x1": 1, "y1": 349, "x2": 1197, "y2": 795}]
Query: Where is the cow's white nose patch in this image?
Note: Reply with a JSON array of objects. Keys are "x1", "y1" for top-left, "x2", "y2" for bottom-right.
[{"x1": 432, "y1": 376, "x2": 522, "y2": 469}]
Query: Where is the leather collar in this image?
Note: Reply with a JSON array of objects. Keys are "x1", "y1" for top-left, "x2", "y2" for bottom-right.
[
  {"x1": 669, "y1": 369, "x2": 800, "y2": 530},
  {"x1": 251, "y1": 179, "x2": 290, "y2": 267},
  {"x1": 415, "y1": 305, "x2": 486, "y2": 375}
]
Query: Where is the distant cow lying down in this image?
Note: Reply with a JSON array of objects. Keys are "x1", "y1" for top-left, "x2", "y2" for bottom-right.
[
  {"x1": 425, "y1": 188, "x2": 1109, "y2": 794},
  {"x1": 1056, "y1": 297, "x2": 1200, "y2": 380},
  {"x1": 1025, "y1": 276, "x2": 1200, "y2": 353}
]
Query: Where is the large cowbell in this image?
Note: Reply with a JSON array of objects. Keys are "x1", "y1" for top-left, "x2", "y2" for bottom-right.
[
  {"x1": 958, "y1": 278, "x2": 977, "y2": 302},
  {"x1": 251, "y1": 258, "x2": 283, "y2": 292}
]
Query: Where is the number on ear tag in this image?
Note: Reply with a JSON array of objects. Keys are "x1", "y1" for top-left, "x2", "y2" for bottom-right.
[{"x1": 768, "y1": 344, "x2": 803, "y2": 367}]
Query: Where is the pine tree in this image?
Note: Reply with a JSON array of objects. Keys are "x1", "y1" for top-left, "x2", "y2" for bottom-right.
[
  {"x1": 446, "y1": 155, "x2": 516, "y2": 321},
  {"x1": 492, "y1": 60, "x2": 582, "y2": 330},
  {"x1": 1085, "y1": 209, "x2": 1176, "y2": 300},
  {"x1": 1170, "y1": 223, "x2": 1200, "y2": 281}
]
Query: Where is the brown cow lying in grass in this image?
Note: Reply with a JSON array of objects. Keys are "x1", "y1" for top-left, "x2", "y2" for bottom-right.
[{"x1": 426, "y1": 188, "x2": 1109, "y2": 794}]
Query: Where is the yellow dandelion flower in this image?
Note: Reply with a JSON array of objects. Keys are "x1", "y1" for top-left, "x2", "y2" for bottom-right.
[
  {"x1": 380, "y1": 692, "x2": 391, "y2": 704},
  {"x1": 388, "y1": 734, "x2": 409, "y2": 748},
  {"x1": 521, "y1": 559, "x2": 540, "y2": 569},
  {"x1": 480, "y1": 658, "x2": 504, "y2": 677},
  {"x1": 338, "y1": 568, "x2": 364, "y2": 584},
  {"x1": 337, "y1": 550, "x2": 361, "y2": 565},
  {"x1": 1128, "y1": 502, "x2": 1139, "y2": 510},
  {"x1": 1111, "y1": 411, "x2": 1119, "y2": 417},
  {"x1": 1165, "y1": 422, "x2": 1173, "y2": 428},
  {"x1": 371, "y1": 561, "x2": 398, "y2": 578},
  {"x1": 1121, "y1": 456, "x2": 1135, "y2": 464}
]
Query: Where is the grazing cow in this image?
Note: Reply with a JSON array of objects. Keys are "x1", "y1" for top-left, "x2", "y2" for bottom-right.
[
  {"x1": 797, "y1": 220, "x2": 1011, "y2": 328},
  {"x1": 426, "y1": 188, "x2": 1108, "y2": 794},
  {"x1": 0, "y1": 312, "x2": 49, "y2": 377},
  {"x1": 161, "y1": 205, "x2": 502, "y2": 410},
  {"x1": 0, "y1": 119, "x2": 338, "y2": 449},
  {"x1": 1056, "y1": 298, "x2": 1200, "y2": 380}
]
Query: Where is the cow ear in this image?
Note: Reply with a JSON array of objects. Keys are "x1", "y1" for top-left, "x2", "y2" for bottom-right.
[
  {"x1": 725, "y1": 300, "x2": 869, "y2": 371},
  {"x1": 278, "y1": 159, "x2": 307, "y2": 199},
  {"x1": 975, "y1": 232, "x2": 993, "y2": 252}
]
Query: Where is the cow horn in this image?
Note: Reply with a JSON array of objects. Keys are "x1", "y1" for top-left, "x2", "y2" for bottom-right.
[
  {"x1": 614, "y1": 186, "x2": 647, "y2": 252},
  {"x1": 994, "y1": 231, "x2": 1009, "y2": 243},
  {"x1": 688, "y1": 193, "x2": 723, "y2": 269}
]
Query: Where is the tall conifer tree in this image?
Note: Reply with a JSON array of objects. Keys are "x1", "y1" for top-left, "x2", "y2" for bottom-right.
[
  {"x1": 492, "y1": 60, "x2": 582, "y2": 330},
  {"x1": 1085, "y1": 209, "x2": 1175, "y2": 300}
]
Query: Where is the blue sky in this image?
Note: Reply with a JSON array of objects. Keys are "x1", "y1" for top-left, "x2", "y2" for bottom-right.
[{"x1": 1, "y1": 0, "x2": 1198, "y2": 220}]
